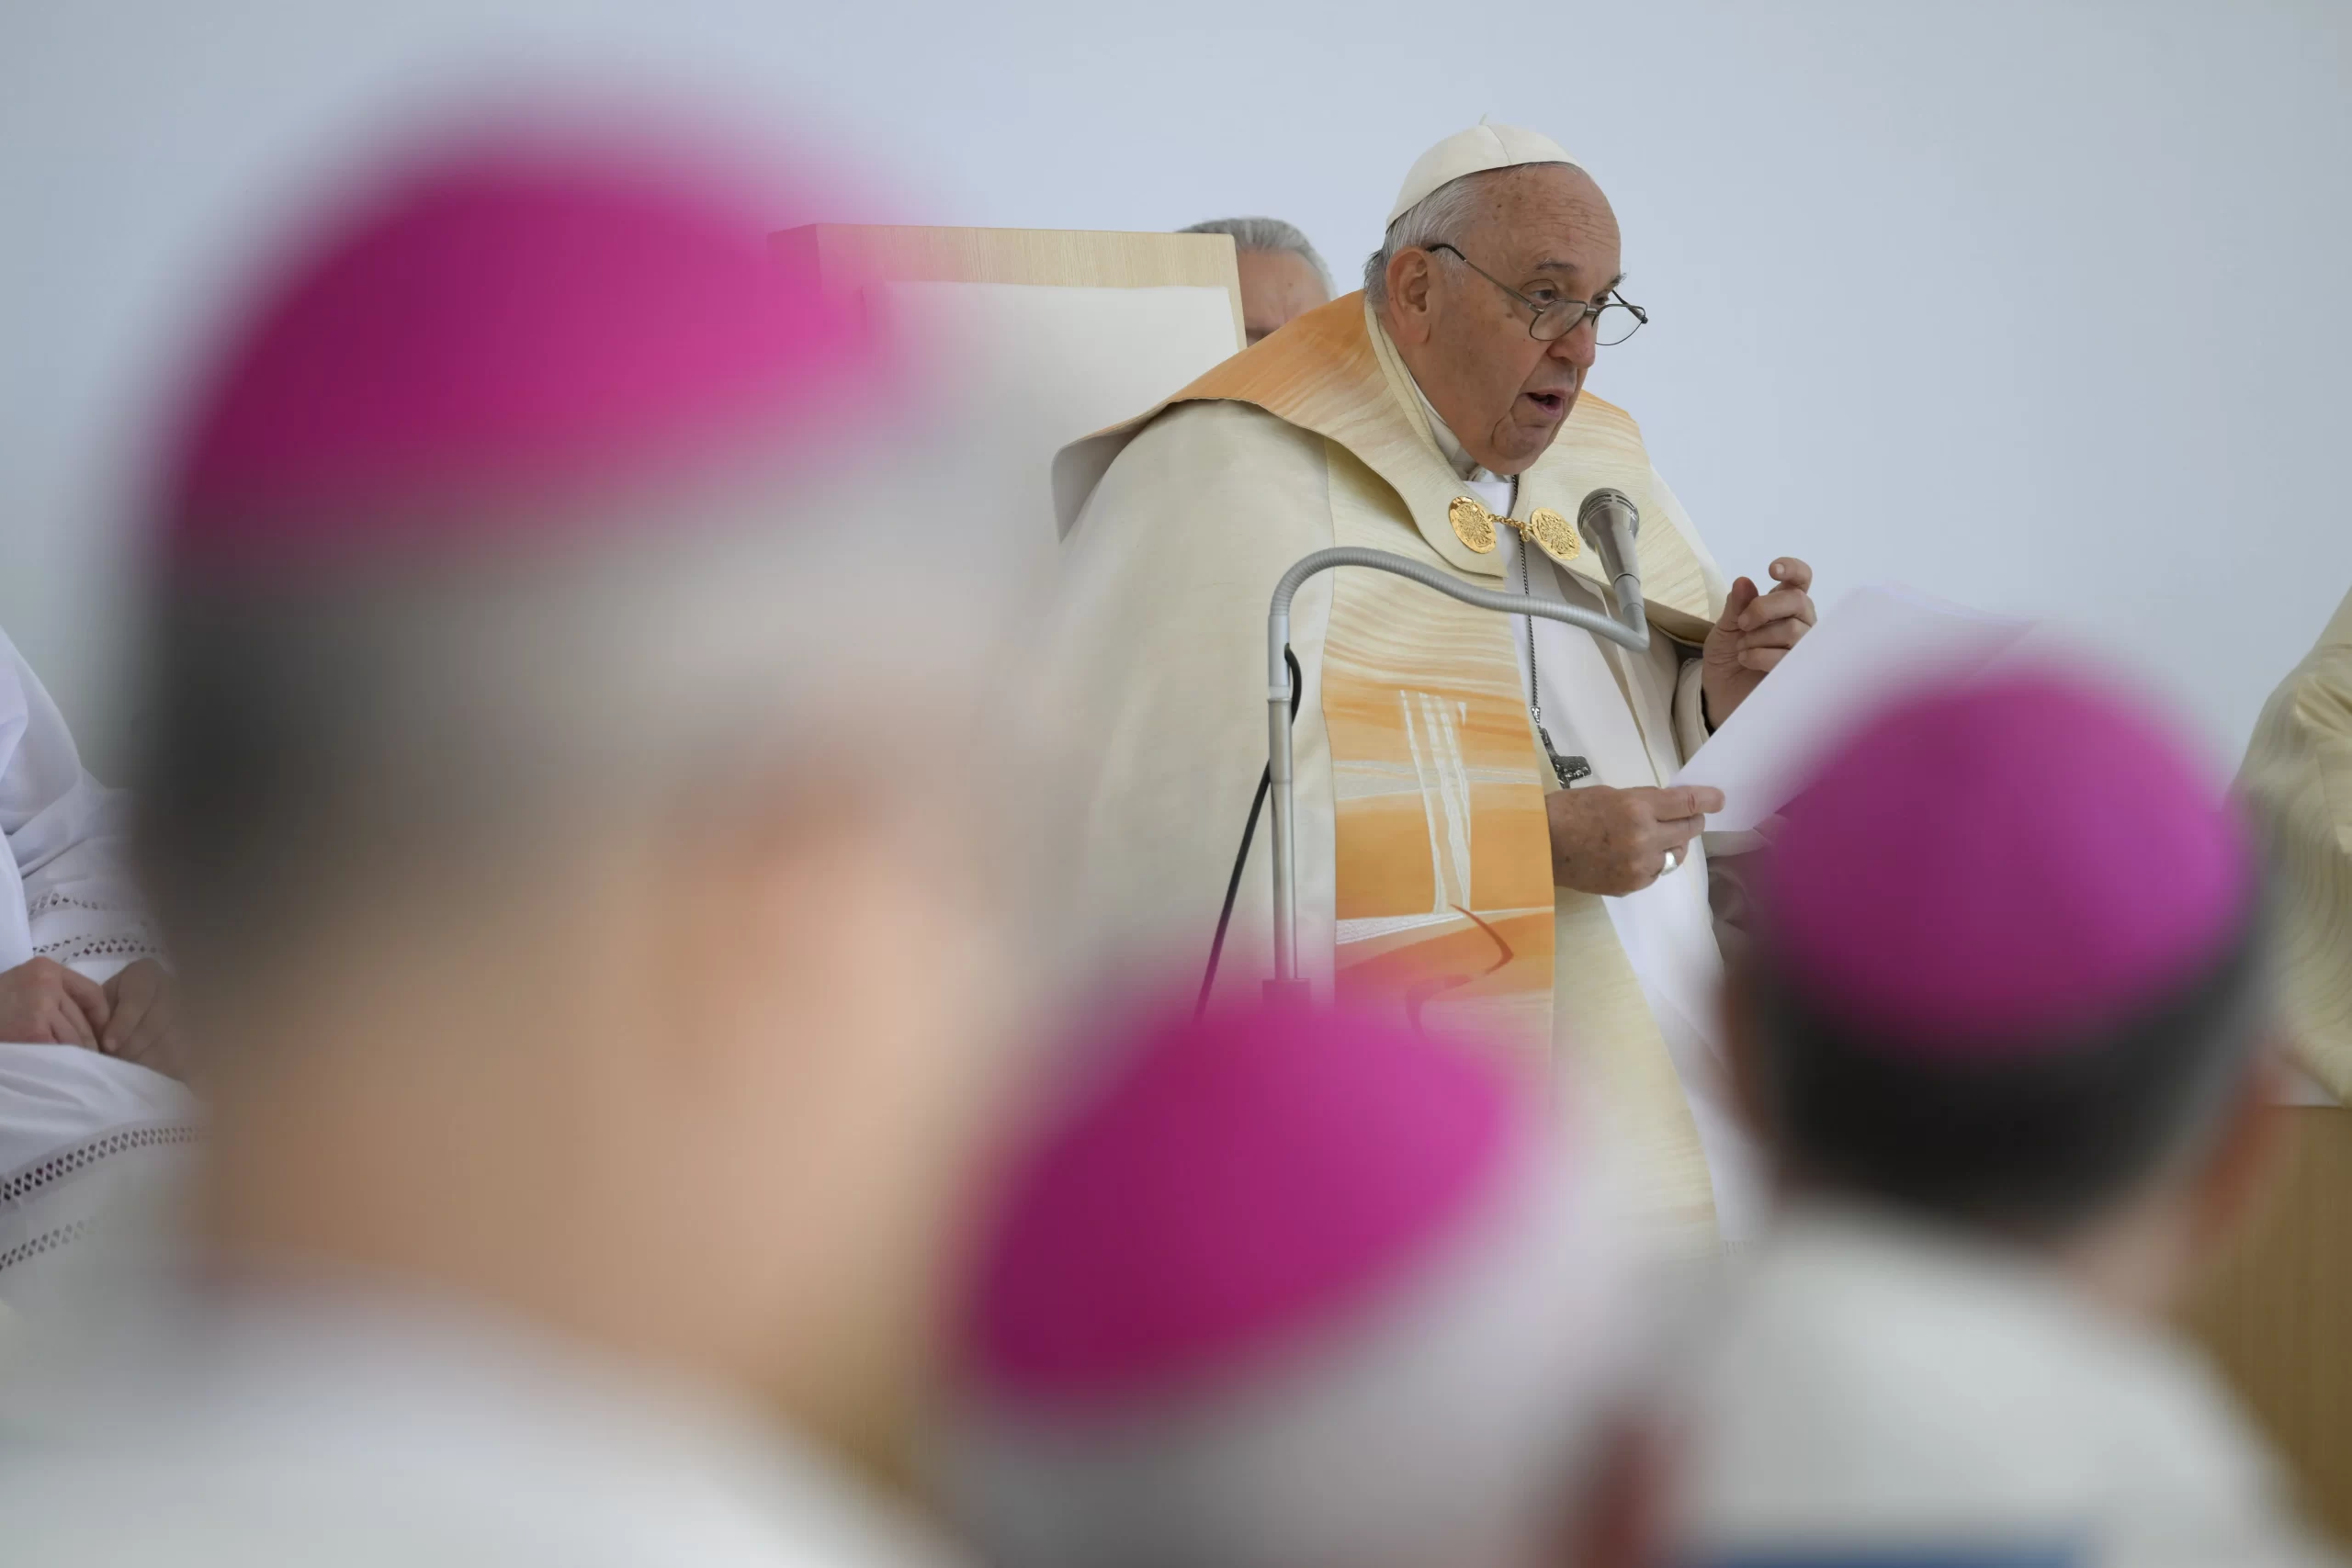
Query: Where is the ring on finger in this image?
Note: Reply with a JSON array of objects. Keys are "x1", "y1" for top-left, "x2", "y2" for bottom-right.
[{"x1": 1660, "y1": 847, "x2": 1680, "y2": 875}]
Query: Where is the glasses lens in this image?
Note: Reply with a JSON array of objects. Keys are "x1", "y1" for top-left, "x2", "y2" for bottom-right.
[
  {"x1": 1529, "y1": 304, "x2": 1577, "y2": 342},
  {"x1": 1593, "y1": 303, "x2": 1645, "y2": 346}
]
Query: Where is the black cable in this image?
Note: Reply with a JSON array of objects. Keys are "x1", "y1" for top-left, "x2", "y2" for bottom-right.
[
  {"x1": 1198, "y1": 647, "x2": 1303, "y2": 1018},
  {"x1": 1197, "y1": 765, "x2": 1272, "y2": 1019}
]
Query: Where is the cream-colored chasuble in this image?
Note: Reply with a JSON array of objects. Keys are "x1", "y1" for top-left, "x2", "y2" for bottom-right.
[
  {"x1": 2237, "y1": 583, "x2": 2352, "y2": 1100},
  {"x1": 1052, "y1": 293, "x2": 1734, "y2": 1249}
]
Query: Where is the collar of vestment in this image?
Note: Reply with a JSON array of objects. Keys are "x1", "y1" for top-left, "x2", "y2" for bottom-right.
[
  {"x1": 1398, "y1": 364, "x2": 1485, "y2": 481},
  {"x1": 1053, "y1": 291, "x2": 1720, "y2": 643}
]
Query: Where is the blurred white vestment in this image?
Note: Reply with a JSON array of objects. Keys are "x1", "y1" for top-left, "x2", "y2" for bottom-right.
[
  {"x1": 0, "y1": 627, "x2": 196, "y2": 1312},
  {"x1": 0, "y1": 626, "x2": 161, "y2": 982},
  {"x1": 1670, "y1": 1207, "x2": 2341, "y2": 1566},
  {"x1": 0, "y1": 1043, "x2": 195, "y2": 1313},
  {"x1": 0, "y1": 1282, "x2": 958, "y2": 1568}
]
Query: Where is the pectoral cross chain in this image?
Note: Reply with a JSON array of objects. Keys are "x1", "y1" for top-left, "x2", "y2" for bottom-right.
[{"x1": 1522, "y1": 526, "x2": 1592, "y2": 789}]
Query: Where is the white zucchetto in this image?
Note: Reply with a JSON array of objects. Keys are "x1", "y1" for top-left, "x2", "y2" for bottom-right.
[{"x1": 1387, "y1": 122, "x2": 1581, "y2": 224}]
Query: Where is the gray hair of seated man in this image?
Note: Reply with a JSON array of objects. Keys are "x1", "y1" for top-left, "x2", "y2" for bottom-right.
[{"x1": 1179, "y1": 216, "x2": 1333, "y2": 298}]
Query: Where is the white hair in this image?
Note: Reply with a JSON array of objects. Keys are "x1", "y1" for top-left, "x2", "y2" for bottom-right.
[
  {"x1": 1363, "y1": 167, "x2": 1543, "y2": 310},
  {"x1": 1180, "y1": 216, "x2": 1333, "y2": 297}
]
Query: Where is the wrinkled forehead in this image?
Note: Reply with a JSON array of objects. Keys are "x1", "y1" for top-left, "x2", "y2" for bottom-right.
[{"x1": 1460, "y1": 164, "x2": 1621, "y2": 280}]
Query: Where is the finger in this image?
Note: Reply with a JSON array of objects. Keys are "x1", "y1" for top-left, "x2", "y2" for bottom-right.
[
  {"x1": 1714, "y1": 576, "x2": 1758, "y2": 633},
  {"x1": 130, "y1": 998, "x2": 183, "y2": 1074},
  {"x1": 59, "y1": 968, "x2": 110, "y2": 1031},
  {"x1": 1769, "y1": 557, "x2": 1813, "y2": 592},
  {"x1": 1738, "y1": 647, "x2": 1792, "y2": 673},
  {"x1": 1737, "y1": 588, "x2": 1818, "y2": 632},
  {"x1": 118, "y1": 1020, "x2": 174, "y2": 1074},
  {"x1": 1642, "y1": 812, "x2": 1707, "y2": 853},
  {"x1": 1736, "y1": 620, "x2": 1807, "y2": 653},
  {"x1": 51, "y1": 998, "x2": 99, "y2": 1051},
  {"x1": 1627, "y1": 845, "x2": 1679, "y2": 892},
  {"x1": 1649, "y1": 785, "x2": 1725, "y2": 821},
  {"x1": 101, "y1": 988, "x2": 152, "y2": 1054}
]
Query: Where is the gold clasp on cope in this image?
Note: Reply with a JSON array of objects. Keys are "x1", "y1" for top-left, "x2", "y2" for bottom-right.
[
  {"x1": 1521, "y1": 508, "x2": 1580, "y2": 564},
  {"x1": 1447, "y1": 495, "x2": 1498, "y2": 554},
  {"x1": 1448, "y1": 494, "x2": 1581, "y2": 564}
]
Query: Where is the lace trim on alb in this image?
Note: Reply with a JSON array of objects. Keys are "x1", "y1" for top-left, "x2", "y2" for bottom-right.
[
  {"x1": 0, "y1": 1122, "x2": 202, "y2": 1209},
  {"x1": 23, "y1": 889, "x2": 165, "y2": 967},
  {"x1": 24, "y1": 892, "x2": 144, "y2": 918},
  {"x1": 30, "y1": 932, "x2": 164, "y2": 964},
  {"x1": 0, "y1": 1219, "x2": 90, "y2": 1276}
]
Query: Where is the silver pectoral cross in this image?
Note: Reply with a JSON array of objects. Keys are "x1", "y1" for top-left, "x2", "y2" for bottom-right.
[{"x1": 1538, "y1": 724, "x2": 1592, "y2": 788}]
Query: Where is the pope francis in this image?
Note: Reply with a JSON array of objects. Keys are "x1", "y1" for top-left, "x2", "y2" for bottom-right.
[{"x1": 1048, "y1": 125, "x2": 1817, "y2": 1247}]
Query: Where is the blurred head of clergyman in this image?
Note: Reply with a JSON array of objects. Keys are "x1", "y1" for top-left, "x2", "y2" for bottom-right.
[
  {"x1": 939, "y1": 1000, "x2": 1659, "y2": 1568},
  {"x1": 1726, "y1": 673, "x2": 2284, "y2": 1314},
  {"x1": 1180, "y1": 216, "x2": 1332, "y2": 345},
  {"x1": 1671, "y1": 671, "x2": 2330, "y2": 1565},
  {"x1": 141, "y1": 130, "x2": 1038, "y2": 1471},
  {"x1": 0, "y1": 115, "x2": 1048, "y2": 1568}
]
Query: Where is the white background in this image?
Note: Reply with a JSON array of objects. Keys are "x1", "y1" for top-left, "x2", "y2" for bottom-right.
[{"x1": 6, "y1": 0, "x2": 2348, "y2": 774}]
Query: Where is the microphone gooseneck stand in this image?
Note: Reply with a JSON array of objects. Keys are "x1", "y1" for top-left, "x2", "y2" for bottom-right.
[{"x1": 1206, "y1": 487, "x2": 1649, "y2": 1009}]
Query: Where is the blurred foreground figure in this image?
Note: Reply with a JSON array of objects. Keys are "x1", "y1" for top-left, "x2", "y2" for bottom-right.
[
  {"x1": 1674, "y1": 673, "x2": 2339, "y2": 1567},
  {"x1": 1177, "y1": 218, "x2": 1332, "y2": 344},
  {"x1": 0, "y1": 122, "x2": 1024, "y2": 1565},
  {"x1": 943, "y1": 1002, "x2": 1653, "y2": 1568},
  {"x1": 2236, "y1": 584, "x2": 2352, "y2": 1100},
  {"x1": 0, "y1": 626, "x2": 196, "y2": 1311}
]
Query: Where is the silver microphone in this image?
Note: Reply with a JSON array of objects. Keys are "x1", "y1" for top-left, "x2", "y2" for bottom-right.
[{"x1": 1576, "y1": 487, "x2": 1645, "y2": 637}]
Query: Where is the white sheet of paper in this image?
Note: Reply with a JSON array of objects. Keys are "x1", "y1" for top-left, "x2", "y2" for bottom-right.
[{"x1": 1673, "y1": 583, "x2": 2034, "y2": 832}]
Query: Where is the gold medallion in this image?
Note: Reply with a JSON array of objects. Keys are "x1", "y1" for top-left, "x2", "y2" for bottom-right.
[
  {"x1": 1522, "y1": 507, "x2": 1581, "y2": 563},
  {"x1": 1447, "y1": 494, "x2": 1498, "y2": 554}
]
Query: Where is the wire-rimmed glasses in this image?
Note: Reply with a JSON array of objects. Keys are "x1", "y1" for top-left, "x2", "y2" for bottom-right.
[{"x1": 1426, "y1": 242, "x2": 1647, "y2": 345}]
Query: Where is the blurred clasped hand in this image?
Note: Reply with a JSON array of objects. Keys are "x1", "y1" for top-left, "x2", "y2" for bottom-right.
[
  {"x1": 99, "y1": 959, "x2": 187, "y2": 1078},
  {"x1": 0, "y1": 957, "x2": 110, "y2": 1048},
  {"x1": 0, "y1": 955, "x2": 189, "y2": 1078}
]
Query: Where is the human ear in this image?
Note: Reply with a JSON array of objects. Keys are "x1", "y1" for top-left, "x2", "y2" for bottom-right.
[{"x1": 1385, "y1": 250, "x2": 1435, "y2": 344}]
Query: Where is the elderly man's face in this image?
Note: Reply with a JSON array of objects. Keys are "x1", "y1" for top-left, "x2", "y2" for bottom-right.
[
  {"x1": 1237, "y1": 246, "x2": 1330, "y2": 344},
  {"x1": 1384, "y1": 164, "x2": 1622, "y2": 476}
]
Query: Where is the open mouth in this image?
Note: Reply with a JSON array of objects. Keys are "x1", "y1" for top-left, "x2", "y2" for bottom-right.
[{"x1": 1521, "y1": 389, "x2": 1569, "y2": 418}]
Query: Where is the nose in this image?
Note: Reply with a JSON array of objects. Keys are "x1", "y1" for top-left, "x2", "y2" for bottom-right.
[{"x1": 1548, "y1": 317, "x2": 1600, "y2": 371}]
